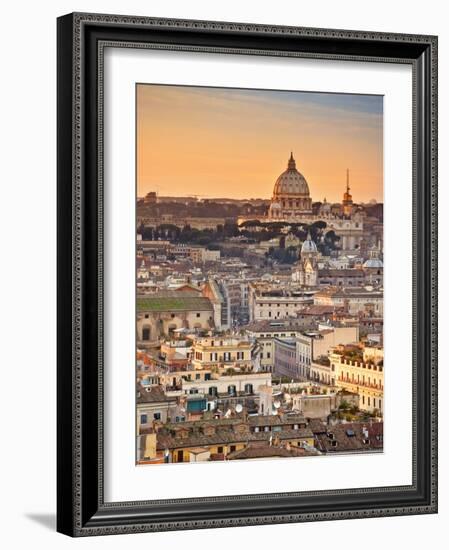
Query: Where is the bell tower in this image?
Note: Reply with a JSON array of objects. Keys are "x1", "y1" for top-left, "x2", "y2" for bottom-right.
[{"x1": 342, "y1": 169, "x2": 353, "y2": 216}]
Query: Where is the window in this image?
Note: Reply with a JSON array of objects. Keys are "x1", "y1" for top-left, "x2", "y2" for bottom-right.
[
  {"x1": 195, "y1": 373, "x2": 200, "y2": 380},
  {"x1": 153, "y1": 412, "x2": 161, "y2": 420},
  {"x1": 267, "y1": 352, "x2": 271, "y2": 359},
  {"x1": 142, "y1": 327, "x2": 150, "y2": 341},
  {"x1": 196, "y1": 312, "x2": 201, "y2": 318},
  {"x1": 217, "y1": 446, "x2": 223, "y2": 454},
  {"x1": 230, "y1": 445, "x2": 236, "y2": 452},
  {"x1": 141, "y1": 414, "x2": 148, "y2": 424},
  {"x1": 144, "y1": 314, "x2": 149, "y2": 319}
]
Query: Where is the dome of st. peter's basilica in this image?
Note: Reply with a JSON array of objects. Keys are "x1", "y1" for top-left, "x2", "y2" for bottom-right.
[{"x1": 268, "y1": 153, "x2": 313, "y2": 219}]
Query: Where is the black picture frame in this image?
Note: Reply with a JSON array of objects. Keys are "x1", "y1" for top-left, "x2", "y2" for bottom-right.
[{"x1": 57, "y1": 12, "x2": 438, "y2": 536}]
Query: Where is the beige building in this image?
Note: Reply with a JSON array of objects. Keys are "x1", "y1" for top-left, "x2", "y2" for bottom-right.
[
  {"x1": 310, "y1": 357, "x2": 335, "y2": 385},
  {"x1": 272, "y1": 325, "x2": 358, "y2": 380},
  {"x1": 296, "y1": 325, "x2": 359, "y2": 379},
  {"x1": 191, "y1": 337, "x2": 254, "y2": 371},
  {"x1": 137, "y1": 291, "x2": 215, "y2": 346},
  {"x1": 330, "y1": 345, "x2": 384, "y2": 413},
  {"x1": 137, "y1": 431, "x2": 157, "y2": 462}
]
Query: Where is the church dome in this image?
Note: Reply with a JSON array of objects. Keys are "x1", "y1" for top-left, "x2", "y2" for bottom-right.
[
  {"x1": 363, "y1": 258, "x2": 383, "y2": 269},
  {"x1": 272, "y1": 153, "x2": 310, "y2": 198}
]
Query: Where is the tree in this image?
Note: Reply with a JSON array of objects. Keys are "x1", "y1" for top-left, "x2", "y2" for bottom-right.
[
  {"x1": 240, "y1": 219, "x2": 261, "y2": 228},
  {"x1": 223, "y1": 222, "x2": 239, "y2": 238},
  {"x1": 311, "y1": 220, "x2": 327, "y2": 230}
]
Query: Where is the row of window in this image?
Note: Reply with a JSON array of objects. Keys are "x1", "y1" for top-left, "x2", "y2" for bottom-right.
[
  {"x1": 206, "y1": 351, "x2": 246, "y2": 361},
  {"x1": 361, "y1": 395, "x2": 382, "y2": 409},
  {"x1": 281, "y1": 200, "x2": 309, "y2": 208},
  {"x1": 340, "y1": 372, "x2": 383, "y2": 388},
  {"x1": 258, "y1": 333, "x2": 297, "y2": 338},
  {"x1": 258, "y1": 303, "x2": 295, "y2": 308}
]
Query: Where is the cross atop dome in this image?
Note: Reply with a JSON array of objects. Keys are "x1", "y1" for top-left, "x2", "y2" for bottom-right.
[{"x1": 287, "y1": 151, "x2": 296, "y2": 170}]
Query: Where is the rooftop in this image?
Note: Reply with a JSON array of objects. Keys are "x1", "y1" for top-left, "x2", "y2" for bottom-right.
[
  {"x1": 137, "y1": 384, "x2": 177, "y2": 404},
  {"x1": 156, "y1": 426, "x2": 314, "y2": 450},
  {"x1": 244, "y1": 319, "x2": 311, "y2": 333},
  {"x1": 313, "y1": 421, "x2": 383, "y2": 453},
  {"x1": 137, "y1": 292, "x2": 213, "y2": 312},
  {"x1": 314, "y1": 286, "x2": 383, "y2": 299},
  {"x1": 227, "y1": 443, "x2": 316, "y2": 460}
]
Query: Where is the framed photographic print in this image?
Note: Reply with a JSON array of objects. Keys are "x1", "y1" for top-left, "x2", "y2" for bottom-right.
[{"x1": 57, "y1": 12, "x2": 438, "y2": 536}]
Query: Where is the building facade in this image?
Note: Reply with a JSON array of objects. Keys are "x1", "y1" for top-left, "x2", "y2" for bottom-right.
[{"x1": 330, "y1": 346, "x2": 384, "y2": 413}]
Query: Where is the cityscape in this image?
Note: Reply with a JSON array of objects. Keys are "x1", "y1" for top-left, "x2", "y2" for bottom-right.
[{"x1": 136, "y1": 85, "x2": 384, "y2": 465}]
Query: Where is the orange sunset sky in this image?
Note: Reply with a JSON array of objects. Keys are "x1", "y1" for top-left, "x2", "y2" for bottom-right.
[{"x1": 137, "y1": 84, "x2": 383, "y2": 203}]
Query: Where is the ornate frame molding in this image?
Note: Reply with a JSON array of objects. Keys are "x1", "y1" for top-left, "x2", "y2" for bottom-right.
[{"x1": 57, "y1": 12, "x2": 438, "y2": 536}]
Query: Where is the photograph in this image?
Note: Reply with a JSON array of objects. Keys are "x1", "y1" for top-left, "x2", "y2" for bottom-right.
[{"x1": 135, "y1": 84, "x2": 385, "y2": 465}]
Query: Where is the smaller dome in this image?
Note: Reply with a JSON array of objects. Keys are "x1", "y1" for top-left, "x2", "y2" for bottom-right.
[
  {"x1": 363, "y1": 258, "x2": 383, "y2": 269},
  {"x1": 301, "y1": 232, "x2": 318, "y2": 255}
]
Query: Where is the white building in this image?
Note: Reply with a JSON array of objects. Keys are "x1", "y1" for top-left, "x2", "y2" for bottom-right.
[
  {"x1": 248, "y1": 283, "x2": 315, "y2": 322},
  {"x1": 313, "y1": 286, "x2": 383, "y2": 316}
]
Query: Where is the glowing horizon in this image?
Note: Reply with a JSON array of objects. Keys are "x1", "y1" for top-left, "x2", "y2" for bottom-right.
[{"x1": 137, "y1": 84, "x2": 383, "y2": 203}]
